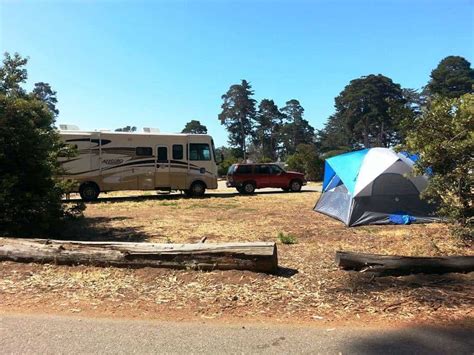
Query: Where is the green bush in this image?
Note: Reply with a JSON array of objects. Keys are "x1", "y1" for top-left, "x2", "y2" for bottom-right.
[
  {"x1": 403, "y1": 93, "x2": 473, "y2": 240},
  {"x1": 0, "y1": 53, "x2": 82, "y2": 236},
  {"x1": 286, "y1": 144, "x2": 324, "y2": 181}
]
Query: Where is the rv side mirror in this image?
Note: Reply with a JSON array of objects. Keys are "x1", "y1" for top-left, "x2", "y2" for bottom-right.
[{"x1": 219, "y1": 153, "x2": 225, "y2": 164}]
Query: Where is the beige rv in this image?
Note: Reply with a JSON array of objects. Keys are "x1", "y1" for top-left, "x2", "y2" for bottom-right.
[{"x1": 59, "y1": 130, "x2": 219, "y2": 201}]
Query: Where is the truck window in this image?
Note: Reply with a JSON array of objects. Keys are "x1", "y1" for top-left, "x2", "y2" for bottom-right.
[
  {"x1": 236, "y1": 165, "x2": 252, "y2": 174},
  {"x1": 172, "y1": 144, "x2": 183, "y2": 160},
  {"x1": 189, "y1": 143, "x2": 211, "y2": 161},
  {"x1": 255, "y1": 165, "x2": 270, "y2": 174},
  {"x1": 157, "y1": 147, "x2": 168, "y2": 161},
  {"x1": 227, "y1": 165, "x2": 237, "y2": 174},
  {"x1": 270, "y1": 165, "x2": 284, "y2": 174},
  {"x1": 136, "y1": 147, "x2": 152, "y2": 156}
]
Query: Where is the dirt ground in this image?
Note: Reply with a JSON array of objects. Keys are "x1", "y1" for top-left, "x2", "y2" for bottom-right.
[{"x1": 1, "y1": 183, "x2": 473, "y2": 326}]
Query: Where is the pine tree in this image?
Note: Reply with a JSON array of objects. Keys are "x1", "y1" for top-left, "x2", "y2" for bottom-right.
[
  {"x1": 427, "y1": 56, "x2": 474, "y2": 98},
  {"x1": 218, "y1": 80, "x2": 256, "y2": 159}
]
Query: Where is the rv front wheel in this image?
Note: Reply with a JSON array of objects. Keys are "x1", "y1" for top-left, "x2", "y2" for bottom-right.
[
  {"x1": 79, "y1": 182, "x2": 100, "y2": 202},
  {"x1": 189, "y1": 181, "x2": 206, "y2": 197}
]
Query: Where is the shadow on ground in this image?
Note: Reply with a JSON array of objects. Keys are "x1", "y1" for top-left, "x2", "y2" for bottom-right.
[
  {"x1": 56, "y1": 216, "x2": 149, "y2": 242},
  {"x1": 275, "y1": 267, "x2": 299, "y2": 278},
  {"x1": 347, "y1": 321, "x2": 474, "y2": 354},
  {"x1": 333, "y1": 271, "x2": 474, "y2": 310},
  {"x1": 63, "y1": 189, "x2": 318, "y2": 204}
]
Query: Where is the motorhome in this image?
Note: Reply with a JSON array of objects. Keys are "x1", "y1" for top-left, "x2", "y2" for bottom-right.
[{"x1": 58, "y1": 129, "x2": 219, "y2": 201}]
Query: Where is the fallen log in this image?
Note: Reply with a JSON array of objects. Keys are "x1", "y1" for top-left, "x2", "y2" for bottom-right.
[
  {"x1": 335, "y1": 251, "x2": 474, "y2": 276},
  {"x1": 0, "y1": 238, "x2": 278, "y2": 274}
]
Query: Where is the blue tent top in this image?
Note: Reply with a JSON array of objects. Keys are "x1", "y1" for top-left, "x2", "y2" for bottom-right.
[{"x1": 322, "y1": 149, "x2": 369, "y2": 194}]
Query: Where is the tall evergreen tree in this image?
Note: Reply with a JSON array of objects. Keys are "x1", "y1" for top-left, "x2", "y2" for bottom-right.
[
  {"x1": 316, "y1": 113, "x2": 351, "y2": 156},
  {"x1": 280, "y1": 99, "x2": 315, "y2": 156},
  {"x1": 182, "y1": 120, "x2": 208, "y2": 134},
  {"x1": 427, "y1": 56, "x2": 474, "y2": 98},
  {"x1": 334, "y1": 74, "x2": 406, "y2": 148},
  {"x1": 218, "y1": 80, "x2": 256, "y2": 159},
  {"x1": 31, "y1": 82, "x2": 59, "y2": 116},
  {"x1": 253, "y1": 99, "x2": 284, "y2": 161}
]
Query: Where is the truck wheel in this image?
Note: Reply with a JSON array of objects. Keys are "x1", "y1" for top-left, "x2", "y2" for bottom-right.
[
  {"x1": 242, "y1": 182, "x2": 255, "y2": 194},
  {"x1": 290, "y1": 180, "x2": 302, "y2": 192},
  {"x1": 189, "y1": 181, "x2": 206, "y2": 197},
  {"x1": 79, "y1": 182, "x2": 100, "y2": 201}
]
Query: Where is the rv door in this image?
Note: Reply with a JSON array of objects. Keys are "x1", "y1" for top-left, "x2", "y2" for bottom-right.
[
  {"x1": 155, "y1": 145, "x2": 170, "y2": 188},
  {"x1": 90, "y1": 132, "x2": 101, "y2": 173}
]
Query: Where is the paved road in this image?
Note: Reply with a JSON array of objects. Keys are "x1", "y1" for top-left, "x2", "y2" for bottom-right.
[{"x1": 1, "y1": 314, "x2": 472, "y2": 354}]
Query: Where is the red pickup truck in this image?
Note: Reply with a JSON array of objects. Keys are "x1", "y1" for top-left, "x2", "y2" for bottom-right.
[{"x1": 226, "y1": 163, "x2": 306, "y2": 194}]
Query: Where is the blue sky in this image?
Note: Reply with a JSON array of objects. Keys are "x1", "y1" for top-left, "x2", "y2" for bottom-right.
[{"x1": 1, "y1": 0, "x2": 473, "y2": 146}]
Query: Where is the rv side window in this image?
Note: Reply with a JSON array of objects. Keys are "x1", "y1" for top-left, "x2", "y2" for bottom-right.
[
  {"x1": 157, "y1": 147, "x2": 168, "y2": 161},
  {"x1": 136, "y1": 147, "x2": 152, "y2": 156},
  {"x1": 172, "y1": 144, "x2": 183, "y2": 160},
  {"x1": 189, "y1": 143, "x2": 211, "y2": 161}
]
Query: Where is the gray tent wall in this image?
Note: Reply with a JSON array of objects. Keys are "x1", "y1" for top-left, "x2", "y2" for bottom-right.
[{"x1": 314, "y1": 178, "x2": 352, "y2": 225}]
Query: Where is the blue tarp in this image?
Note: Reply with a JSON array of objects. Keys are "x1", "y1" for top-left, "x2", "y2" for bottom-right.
[
  {"x1": 399, "y1": 151, "x2": 419, "y2": 163},
  {"x1": 389, "y1": 212, "x2": 416, "y2": 225},
  {"x1": 323, "y1": 149, "x2": 369, "y2": 194}
]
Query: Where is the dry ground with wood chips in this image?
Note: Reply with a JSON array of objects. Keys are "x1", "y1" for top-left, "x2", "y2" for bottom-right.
[{"x1": 1, "y1": 183, "x2": 473, "y2": 326}]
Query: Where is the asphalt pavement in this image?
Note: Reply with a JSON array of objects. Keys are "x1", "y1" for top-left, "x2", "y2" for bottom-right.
[{"x1": 1, "y1": 313, "x2": 472, "y2": 354}]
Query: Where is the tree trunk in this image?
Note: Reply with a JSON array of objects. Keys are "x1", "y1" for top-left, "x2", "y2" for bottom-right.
[
  {"x1": 240, "y1": 117, "x2": 246, "y2": 161},
  {"x1": 0, "y1": 238, "x2": 278, "y2": 274},
  {"x1": 335, "y1": 251, "x2": 474, "y2": 276}
]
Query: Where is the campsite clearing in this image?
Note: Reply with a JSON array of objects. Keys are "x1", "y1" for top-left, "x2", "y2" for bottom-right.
[{"x1": 1, "y1": 182, "x2": 472, "y2": 325}]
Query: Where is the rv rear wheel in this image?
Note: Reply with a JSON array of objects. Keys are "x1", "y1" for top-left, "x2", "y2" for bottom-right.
[
  {"x1": 189, "y1": 181, "x2": 206, "y2": 197},
  {"x1": 79, "y1": 182, "x2": 100, "y2": 201}
]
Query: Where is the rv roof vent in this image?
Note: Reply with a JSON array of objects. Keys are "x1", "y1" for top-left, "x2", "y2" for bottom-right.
[
  {"x1": 143, "y1": 127, "x2": 160, "y2": 133},
  {"x1": 59, "y1": 124, "x2": 80, "y2": 131}
]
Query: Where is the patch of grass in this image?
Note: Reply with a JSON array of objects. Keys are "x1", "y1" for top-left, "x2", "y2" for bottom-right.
[
  {"x1": 278, "y1": 232, "x2": 297, "y2": 245},
  {"x1": 185, "y1": 203, "x2": 239, "y2": 210},
  {"x1": 238, "y1": 209, "x2": 258, "y2": 213},
  {"x1": 159, "y1": 201, "x2": 179, "y2": 207}
]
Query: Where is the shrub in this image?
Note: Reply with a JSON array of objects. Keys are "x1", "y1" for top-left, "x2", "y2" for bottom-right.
[
  {"x1": 403, "y1": 93, "x2": 473, "y2": 240},
  {"x1": 0, "y1": 52, "x2": 82, "y2": 236},
  {"x1": 286, "y1": 144, "x2": 324, "y2": 181}
]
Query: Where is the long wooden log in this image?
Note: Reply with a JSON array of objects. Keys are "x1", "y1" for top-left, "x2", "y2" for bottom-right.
[
  {"x1": 335, "y1": 251, "x2": 474, "y2": 276},
  {"x1": 0, "y1": 238, "x2": 278, "y2": 273}
]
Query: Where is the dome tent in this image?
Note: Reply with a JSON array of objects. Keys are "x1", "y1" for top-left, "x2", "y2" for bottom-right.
[{"x1": 314, "y1": 148, "x2": 439, "y2": 226}]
